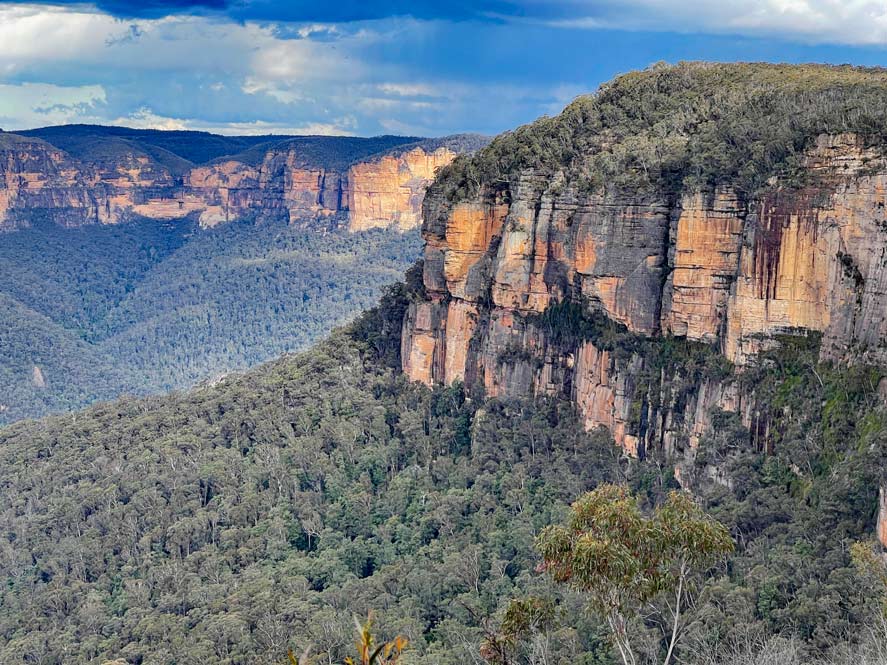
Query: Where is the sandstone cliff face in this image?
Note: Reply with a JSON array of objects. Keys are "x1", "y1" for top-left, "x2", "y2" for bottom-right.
[
  {"x1": 346, "y1": 147, "x2": 457, "y2": 231},
  {"x1": 0, "y1": 136, "x2": 458, "y2": 232},
  {"x1": 0, "y1": 136, "x2": 183, "y2": 228},
  {"x1": 878, "y1": 486, "x2": 887, "y2": 550},
  {"x1": 402, "y1": 133, "x2": 887, "y2": 454}
]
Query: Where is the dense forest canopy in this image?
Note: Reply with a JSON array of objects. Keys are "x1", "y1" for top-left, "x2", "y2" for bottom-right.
[
  {"x1": 0, "y1": 279, "x2": 884, "y2": 663},
  {"x1": 0, "y1": 216, "x2": 422, "y2": 423},
  {"x1": 2, "y1": 62, "x2": 887, "y2": 664},
  {"x1": 18, "y1": 125, "x2": 295, "y2": 164},
  {"x1": 434, "y1": 62, "x2": 887, "y2": 201},
  {"x1": 16, "y1": 126, "x2": 426, "y2": 170}
]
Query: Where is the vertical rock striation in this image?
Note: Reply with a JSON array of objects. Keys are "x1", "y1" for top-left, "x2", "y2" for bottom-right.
[
  {"x1": 0, "y1": 134, "x2": 469, "y2": 232},
  {"x1": 402, "y1": 134, "x2": 887, "y2": 454},
  {"x1": 345, "y1": 146, "x2": 458, "y2": 231}
]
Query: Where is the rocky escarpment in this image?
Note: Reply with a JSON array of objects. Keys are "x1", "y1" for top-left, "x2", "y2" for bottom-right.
[
  {"x1": 403, "y1": 134, "x2": 887, "y2": 456},
  {"x1": 401, "y1": 64, "x2": 887, "y2": 468},
  {"x1": 187, "y1": 145, "x2": 457, "y2": 230},
  {"x1": 0, "y1": 132, "x2": 477, "y2": 232}
]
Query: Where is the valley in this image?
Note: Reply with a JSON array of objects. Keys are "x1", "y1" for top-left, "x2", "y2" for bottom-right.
[
  {"x1": 1, "y1": 62, "x2": 887, "y2": 665},
  {"x1": 0, "y1": 216, "x2": 422, "y2": 423},
  {"x1": 0, "y1": 128, "x2": 486, "y2": 423}
]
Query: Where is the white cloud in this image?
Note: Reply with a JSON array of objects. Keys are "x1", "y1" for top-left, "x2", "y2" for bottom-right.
[
  {"x1": 0, "y1": 4, "x2": 615, "y2": 137},
  {"x1": 106, "y1": 109, "x2": 358, "y2": 136},
  {"x1": 377, "y1": 82, "x2": 438, "y2": 97},
  {"x1": 0, "y1": 82, "x2": 106, "y2": 129},
  {"x1": 358, "y1": 97, "x2": 436, "y2": 112},
  {"x1": 107, "y1": 107, "x2": 189, "y2": 131},
  {"x1": 191, "y1": 119, "x2": 358, "y2": 136},
  {"x1": 0, "y1": 4, "x2": 376, "y2": 131},
  {"x1": 241, "y1": 78, "x2": 307, "y2": 104},
  {"x1": 293, "y1": 23, "x2": 342, "y2": 39},
  {"x1": 0, "y1": 6, "x2": 361, "y2": 83},
  {"x1": 545, "y1": 0, "x2": 887, "y2": 45},
  {"x1": 369, "y1": 80, "x2": 585, "y2": 136},
  {"x1": 0, "y1": 5, "x2": 122, "y2": 65}
]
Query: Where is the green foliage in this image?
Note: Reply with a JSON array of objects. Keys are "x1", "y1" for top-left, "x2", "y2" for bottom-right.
[
  {"x1": 350, "y1": 262, "x2": 426, "y2": 369},
  {"x1": 222, "y1": 135, "x2": 427, "y2": 170},
  {"x1": 434, "y1": 62, "x2": 887, "y2": 203},
  {"x1": 519, "y1": 300, "x2": 732, "y2": 443},
  {"x1": 0, "y1": 265, "x2": 884, "y2": 664},
  {"x1": 0, "y1": 326, "x2": 623, "y2": 663},
  {"x1": 20, "y1": 124, "x2": 288, "y2": 165},
  {"x1": 537, "y1": 485, "x2": 733, "y2": 665},
  {"x1": 850, "y1": 541, "x2": 887, "y2": 618},
  {"x1": 479, "y1": 596, "x2": 558, "y2": 665},
  {"x1": 344, "y1": 614, "x2": 409, "y2": 665},
  {"x1": 19, "y1": 125, "x2": 440, "y2": 171},
  {"x1": 524, "y1": 300, "x2": 639, "y2": 358},
  {"x1": 0, "y1": 216, "x2": 422, "y2": 423},
  {"x1": 692, "y1": 335, "x2": 887, "y2": 651}
]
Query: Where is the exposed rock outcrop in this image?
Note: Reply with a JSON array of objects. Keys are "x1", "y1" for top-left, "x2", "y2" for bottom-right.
[
  {"x1": 0, "y1": 134, "x2": 467, "y2": 232},
  {"x1": 402, "y1": 134, "x2": 887, "y2": 454},
  {"x1": 346, "y1": 147, "x2": 458, "y2": 231},
  {"x1": 878, "y1": 486, "x2": 887, "y2": 550}
]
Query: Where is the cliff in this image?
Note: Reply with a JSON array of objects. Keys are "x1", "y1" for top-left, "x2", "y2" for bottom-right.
[
  {"x1": 401, "y1": 63, "x2": 887, "y2": 463},
  {"x1": 0, "y1": 129, "x2": 486, "y2": 232}
]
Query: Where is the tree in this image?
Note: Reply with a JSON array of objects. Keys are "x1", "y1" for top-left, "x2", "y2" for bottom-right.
[
  {"x1": 479, "y1": 597, "x2": 557, "y2": 665},
  {"x1": 286, "y1": 613, "x2": 409, "y2": 665},
  {"x1": 851, "y1": 540, "x2": 887, "y2": 618},
  {"x1": 536, "y1": 484, "x2": 733, "y2": 665},
  {"x1": 344, "y1": 613, "x2": 409, "y2": 665}
]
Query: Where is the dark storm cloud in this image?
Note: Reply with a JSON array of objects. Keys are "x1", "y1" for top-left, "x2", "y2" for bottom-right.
[
  {"x1": 2, "y1": 1, "x2": 887, "y2": 136},
  {"x1": 0, "y1": 0, "x2": 523, "y2": 21}
]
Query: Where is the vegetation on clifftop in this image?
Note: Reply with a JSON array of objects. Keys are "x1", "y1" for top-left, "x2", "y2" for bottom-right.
[{"x1": 435, "y1": 62, "x2": 887, "y2": 201}]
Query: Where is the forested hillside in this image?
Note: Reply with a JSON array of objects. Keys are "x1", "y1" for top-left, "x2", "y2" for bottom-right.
[
  {"x1": 18, "y1": 125, "x2": 426, "y2": 170},
  {"x1": 0, "y1": 216, "x2": 421, "y2": 423},
  {"x1": 3, "y1": 63, "x2": 887, "y2": 665},
  {"x1": 0, "y1": 278, "x2": 884, "y2": 664}
]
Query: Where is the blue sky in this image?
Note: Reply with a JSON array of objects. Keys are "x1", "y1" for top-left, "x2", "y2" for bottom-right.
[{"x1": 1, "y1": 1, "x2": 887, "y2": 137}]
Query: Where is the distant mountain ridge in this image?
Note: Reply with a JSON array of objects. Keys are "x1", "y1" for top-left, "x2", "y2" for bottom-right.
[
  {"x1": 0, "y1": 125, "x2": 488, "y2": 231},
  {"x1": 0, "y1": 126, "x2": 488, "y2": 422}
]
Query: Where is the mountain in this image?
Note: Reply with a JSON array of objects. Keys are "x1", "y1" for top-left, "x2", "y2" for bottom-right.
[
  {"x1": 0, "y1": 126, "x2": 488, "y2": 232},
  {"x1": 403, "y1": 61, "x2": 887, "y2": 454},
  {"x1": 1, "y1": 63, "x2": 887, "y2": 664},
  {"x1": 0, "y1": 128, "x2": 488, "y2": 423}
]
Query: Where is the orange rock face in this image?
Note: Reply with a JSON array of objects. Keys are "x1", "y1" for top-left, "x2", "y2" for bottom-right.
[
  {"x1": 0, "y1": 137, "x2": 175, "y2": 228},
  {"x1": 662, "y1": 190, "x2": 744, "y2": 342},
  {"x1": 402, "y1": 133, "x2": 887, "y2": 454},
  {"x1": 879, "y1": 487, "x2": 887, "y2": 550},
  {"x1": 723, "y1": 135, "x2": 887, "y2": 364},
  {"x1": 0, "y1": 139, "x2": 459, "y2": 232},
  {"x1": 572, "y1": 342, "x2": 638, "y2": 455},
  {"x1": 346, "y1": 147, "x2": 457, "y2": 231}
]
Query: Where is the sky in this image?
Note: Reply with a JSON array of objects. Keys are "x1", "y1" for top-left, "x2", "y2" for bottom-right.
[{"x1": 2, "y1": 1, "x2": 887, "y2": 137}]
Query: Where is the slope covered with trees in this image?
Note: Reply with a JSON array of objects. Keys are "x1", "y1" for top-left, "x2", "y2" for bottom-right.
[
  {"x1": 3, "y1": 64, "x2": 887, "y2": 665},
  {"x1": 0, "y1": 216, "x2": 421, "y2": 423},
  {"x1": 0, "y1": 279, "x2": 884, "y2": 664},
  {"x1": 17, "y1": 126, "x2": 426, "y2": 170}
]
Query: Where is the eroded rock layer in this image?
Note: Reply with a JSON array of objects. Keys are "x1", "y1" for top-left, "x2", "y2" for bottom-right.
[
  {"x1": 0, "y1": 136, "x2": 459, "y2": 232},
  {"x1": 402, "y1": 134, "x2": 887, "y2": 453}
]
